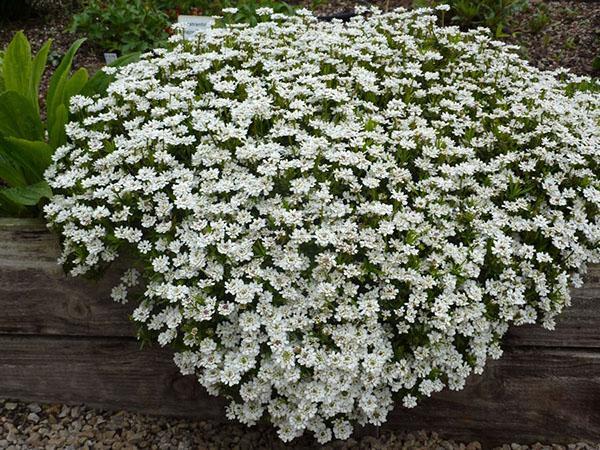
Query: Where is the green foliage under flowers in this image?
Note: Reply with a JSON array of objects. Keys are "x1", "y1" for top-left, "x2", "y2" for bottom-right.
[
  {"x1": 0, "y1": 32, "x2": 139, "y2": 217},
  {"x1": 71, "y1": 0, "x2": 296, "y2": 54},
  {"x1": 414, "y1": 0, "x2": 529, "y2": 36}
]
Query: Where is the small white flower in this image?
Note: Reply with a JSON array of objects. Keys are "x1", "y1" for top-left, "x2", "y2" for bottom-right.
[{"x1": 44, "y1": 5, "x2": 600, "y2": 444}]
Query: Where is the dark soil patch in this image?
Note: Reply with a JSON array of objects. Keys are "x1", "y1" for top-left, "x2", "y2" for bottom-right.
[{"x1": 506, "y1": 1, "x2": 600, "y2": 76}]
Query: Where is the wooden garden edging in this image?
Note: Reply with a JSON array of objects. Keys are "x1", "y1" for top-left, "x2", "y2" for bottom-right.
[{"x1": 1, "y1": 218, "x2": 599, "y2": 445}]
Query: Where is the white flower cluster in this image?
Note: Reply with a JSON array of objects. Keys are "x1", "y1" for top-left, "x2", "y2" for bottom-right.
[{"x1": 45, "y1": 6, "x2": 599, "y2": 443}]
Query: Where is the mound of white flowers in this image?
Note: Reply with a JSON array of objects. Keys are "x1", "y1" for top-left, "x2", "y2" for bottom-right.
[{"x1": 45, "y1": 5, "x2": 599, "y2": 443}]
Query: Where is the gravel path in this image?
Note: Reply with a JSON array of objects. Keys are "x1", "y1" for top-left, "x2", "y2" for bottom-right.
[{"x1": 1, "y1": 400, "x2": 599, "y2": 450}]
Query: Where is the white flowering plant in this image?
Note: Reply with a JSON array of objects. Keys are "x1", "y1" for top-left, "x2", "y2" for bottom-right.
[{"x1": 44, "y1": 5, "x2": 599, "y2": 443}]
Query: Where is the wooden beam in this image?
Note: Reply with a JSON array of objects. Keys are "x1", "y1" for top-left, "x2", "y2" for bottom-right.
[
  {"x1": 1, "y1": 219, "x2": 598, "y2": 347},
  {"x1": 0, "y1": 335, "x2": 226, "y2": 419},
  {"x1": 0, "y1": 335, "x2": 598, "y2": 445}
]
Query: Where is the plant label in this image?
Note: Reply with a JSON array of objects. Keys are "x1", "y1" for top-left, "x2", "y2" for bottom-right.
[
  {"x1": 177, "y1": 15, "x2": 215, "y2": 40},
  {"x1": 104, "y1": 53, "x2": 118, "y2": 64}
]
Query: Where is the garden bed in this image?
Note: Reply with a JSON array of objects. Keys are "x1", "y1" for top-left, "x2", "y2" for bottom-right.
[{"x1": 1, "y1": 218, "x2": 599, "y2": 446}]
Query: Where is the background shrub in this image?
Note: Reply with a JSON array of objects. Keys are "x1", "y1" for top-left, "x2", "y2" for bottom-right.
[
  {"x1": 70, "y1": 0, "x2": 171, "y2": 54},
  {"x1": 414, "y1": 0, "x2": 529, "y2": 36},
  {"x1": 71, "y1": 0, "x2": 296, "y2": 54}
]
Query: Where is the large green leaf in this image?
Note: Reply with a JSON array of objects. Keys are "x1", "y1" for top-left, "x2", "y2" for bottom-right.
[
  {"x1": 0, "y1": 50, "x2": 5, "y2": 93},
  {"x1": 48, "y1": 104, "x2": 68, "y2": 150},
  {"x1": 80, "y1": 52, "x2": 140, "y2": 97},
  {"x1": 0, "y1": 91, "x2": 44, "y2": 140},
  {"x1": 1, "y1": 137, "x2": 52, "y2": 183},
  {"x1": 46, "y1": 38, "x2": 86, "y2": 136},
  {"x1": 29, "y1": 39, "x2": 52, "y2": 113},
  {"x1": 0, "y1": 180, "x2": 52, "y2": 206},
  {"x1": 3, "y1": 31, "x2": 32, "y2": 97},
  {"x1": 0, "y1": 151, "x2": 26, "y2": 187},
  {"x1": 0, "y1": 191, "x2": 25, "y2": 217},
  {"x1": 64, "y1": 67, "x2": 89, "y2": 102},
  {"x1": 46, "y1": 67, "x2": 88, "y2": 148}
]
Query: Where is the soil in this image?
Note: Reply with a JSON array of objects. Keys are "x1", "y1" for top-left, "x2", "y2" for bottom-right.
[{"x1": 506, "y1": 1, "x2": 600, "y2": 76}]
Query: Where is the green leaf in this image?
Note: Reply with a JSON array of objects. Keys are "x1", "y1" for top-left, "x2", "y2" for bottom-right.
[
  {"x1": 29, "y1": 39, "x2": 52, "y2": 114},
  {"x1": 0, "y1": 50, "x2": 5, "y2": 93},
  {"x1": 0, "y1": 91, "x2": 44, "y2": 140},
  {"x1": 48, "y1": 104, "x2": 68, "y2": 149},
  {"x1": 0, "y1": 180, "x2": 52, "y2": 206},
  {"x1": 64, "y1": 67, "x2": 89, "y2": 101},
  {"x1": 2, "y1": 137, "x2": 53, "y2": 182},
  {"x1": 3, "y1": 31, "x2": 32, "y2": 97},
  {"x1": 0, "y1": 191, "x2": 25, "y2": 217},
  {"x1": 80, "y1": 52, "x2": 140, "y2": 97},
  {"x1": 0, "y1": 151, "x2": 27, "y2": 187},
  {"x1": 46, "y1": 38, "x2": 86, "y2": 136}
]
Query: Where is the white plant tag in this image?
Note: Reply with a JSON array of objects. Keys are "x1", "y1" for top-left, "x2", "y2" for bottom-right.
[
  {"x1": 104, "y1": 52, "x2": 118, "y2": 64},
  {"x1": 177, "y1": 15, "x2": 215, "y2": 40}
]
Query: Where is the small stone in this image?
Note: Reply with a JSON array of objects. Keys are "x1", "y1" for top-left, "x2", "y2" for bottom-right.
[
  {"x1": 4, "y1": 402, "x2": 17, "y2": 411},
  {"x1": 109, "y1": 415, "x2": 125, "y2": 430},
  {"x1": 70, "y1": 406, "x2": 80, "y2": 418},
  {"x1": 103, "y1": 430, "x2": 116, "y2": 440},
  {"x1": 28, "y1": 412, "x2": 40, "y2": 423},
  {"x1": 58, "y1": 405, "x2": 70, "y2": 418},
  {"x1": 26, "y1": 432, "x2": 41, "y2": 444},
  {"x1": 6, "y1": 431, "x2": 17, "y2": 443},
  {"x1": 27, "y1": 403, "x2": 42, "y2": 413}
]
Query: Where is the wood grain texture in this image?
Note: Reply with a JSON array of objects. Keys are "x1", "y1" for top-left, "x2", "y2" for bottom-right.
[
  {"x1": 0, "y1": 335, "x2": 226, "y2": 419},
  {"x1": 387, "y1": 347, "x2": 600, "y2": 445},
  {"x1": 0, "y1": 335, "x2": 598, "y2": 445},
  {"x1": 0, "y1": 219, "x2": 135, "y2": 337},
  {"x1": 1, "y1": 219, "x2": 598, "y2": 347}
]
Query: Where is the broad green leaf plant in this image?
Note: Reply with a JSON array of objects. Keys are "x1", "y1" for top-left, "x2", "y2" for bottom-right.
[{"x1": 0, "y1": 32, "x2": 139, "y2": 217}]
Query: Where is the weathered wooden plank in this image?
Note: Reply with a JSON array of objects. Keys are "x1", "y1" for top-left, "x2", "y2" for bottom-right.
[
  {"x1": 0, "y1": 218, "x2": 134, "y2": 337},
  {"x1": 0, "y1": 219, "x2": 599, "y2": 347},
  {"x1": 0, "y1": 262, "x2": 133, "y2": 337},
  {"x1": 0, "y1": 336, "x2": 598, "y2": 445},
  {"x1": 504, "y1": 282, "x2": 600, "y2": 348},
  {"x1": 387, "y1": 347, "x2": 600, "y2": 445},
  {"x1": 0, "y1": 335, "x2": 226, "y2": 419}
]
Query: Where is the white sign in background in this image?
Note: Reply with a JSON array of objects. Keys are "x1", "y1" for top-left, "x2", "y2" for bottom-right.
[
  {"x1": 103, "y1": 52, "x2": 118, "y2": 64},
  {"x1": 177, "y1": 15, "x2": 215, "y2": 40}
]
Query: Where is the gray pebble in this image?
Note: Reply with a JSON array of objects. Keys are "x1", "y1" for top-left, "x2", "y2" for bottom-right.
[
  {"x1": 0, "y1": 399, "x2": 598, "y2": 449},
  {"x1": 27, "y1": 403, "x2": 41, "y2": 413}
]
